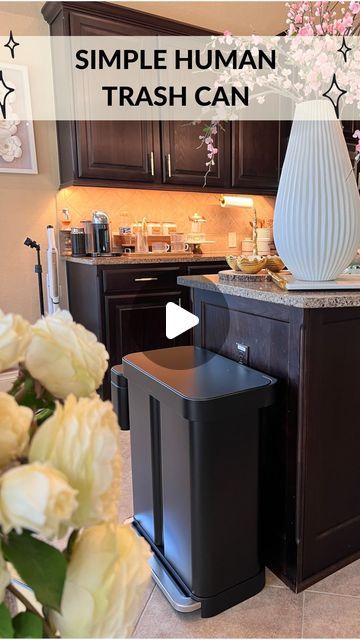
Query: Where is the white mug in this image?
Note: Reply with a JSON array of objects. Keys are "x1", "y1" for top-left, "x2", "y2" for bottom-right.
[
  {"x1": 152, "y1": 242, "x2": 170, "y2": 253},
  {"x1": 171, "y1": 242, "x2": 189, "y2": 253}
]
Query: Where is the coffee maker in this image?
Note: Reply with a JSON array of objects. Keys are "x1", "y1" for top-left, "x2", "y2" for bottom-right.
[{"x1": 83, "y1": 211, "x2": 112, "y2": 256}]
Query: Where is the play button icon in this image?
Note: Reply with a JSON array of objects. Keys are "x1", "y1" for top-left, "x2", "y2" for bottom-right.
[{"x1": 166, "y1": 302, "x2": 199, "y2": 339}]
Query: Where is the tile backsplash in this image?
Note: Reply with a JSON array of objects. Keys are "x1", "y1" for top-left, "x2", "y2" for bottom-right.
[{"x1": 56, "y1": 187, "x2": 275, "y2": 254}]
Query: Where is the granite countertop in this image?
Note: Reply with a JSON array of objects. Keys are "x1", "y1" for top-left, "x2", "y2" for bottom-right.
[
  {"x1": 177, "y1": 274, "x2": 360, "y2": 309},
  {"x1": 65, "y1": 254, "x2": 226, "y2": 265}
]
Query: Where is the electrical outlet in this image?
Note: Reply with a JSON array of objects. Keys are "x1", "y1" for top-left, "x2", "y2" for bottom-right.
[
  {"x1": 228, "y1": 232, "x2": 237, "y2": 248},
  {"x1": 236, "y1": 343, "x2": 249, "y2": 365}
]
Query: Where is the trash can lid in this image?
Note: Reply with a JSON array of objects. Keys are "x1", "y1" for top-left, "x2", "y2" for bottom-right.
[{"x1": 122, "y1": 346, "x2": 274, "y2": 402}]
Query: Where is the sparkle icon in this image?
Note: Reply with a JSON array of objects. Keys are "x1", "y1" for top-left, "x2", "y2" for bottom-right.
[
  {"x1": 0, "y1": 70, "x2": 14, "y2": 119},
  {"x1": 337, "y1": 36, "x2": 351, "y2": 63},
  {"x1": 322, "y1": 73, "x2": 347, "y2": 117},
  {"x1": 4, "y1": 30, "x2": 19, "y2": 60}
]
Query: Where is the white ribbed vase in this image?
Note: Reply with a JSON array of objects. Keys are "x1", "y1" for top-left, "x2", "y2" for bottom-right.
[{"x1": 274, "y1": 100, "x2": 360, "y2": 281}]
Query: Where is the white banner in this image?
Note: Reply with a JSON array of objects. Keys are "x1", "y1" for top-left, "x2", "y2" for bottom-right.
[{"x1": 0, "y1": 35, "x2": 359, "y2": 120}]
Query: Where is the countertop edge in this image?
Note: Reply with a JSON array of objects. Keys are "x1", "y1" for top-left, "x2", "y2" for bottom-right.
[
  {"x1": 64, "y1": 254, "x2": 227, "y2": 266},
  {"x1": 177, "y1": 275, "x2": 360, "y2": 309}
]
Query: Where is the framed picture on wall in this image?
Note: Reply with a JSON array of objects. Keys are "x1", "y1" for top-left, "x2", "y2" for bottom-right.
[{"x1": 0, "y1": 64, "x2": 38, "y2": 174}]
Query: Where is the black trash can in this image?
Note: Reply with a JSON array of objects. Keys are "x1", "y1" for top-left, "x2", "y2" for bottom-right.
[{"x1": 112, "y1": 345, "x2": 277, "y2": 618}]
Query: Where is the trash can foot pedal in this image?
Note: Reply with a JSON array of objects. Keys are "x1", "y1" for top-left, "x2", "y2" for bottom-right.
[{"x1": 149, "y1": 556, "x2": 201, "y2": 613}]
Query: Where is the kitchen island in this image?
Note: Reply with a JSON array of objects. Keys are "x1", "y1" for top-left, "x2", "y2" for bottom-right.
[{"x1": 178, "y1": 274, "x2": 360, "y2": 593}]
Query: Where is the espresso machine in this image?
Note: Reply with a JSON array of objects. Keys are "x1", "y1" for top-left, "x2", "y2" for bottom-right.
[{"x1": 82, "y1": 211, "x2": 112, "y2": 256}]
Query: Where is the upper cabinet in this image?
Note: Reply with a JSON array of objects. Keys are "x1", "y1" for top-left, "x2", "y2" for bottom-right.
[
  {"x1": 76, "y1": 121, "x2": 162, "y2": 183},
  {"x1": 42, "y1": 2, "x2": 288, "y2": 194},
  {"x1": 43, "y1": 2, "x2": 231, "y2": 191},
  {"x1": 56, "y1": 5, "x2": 163, "y2": 184},
  {"x1": 161, "y1": 121, "x2": 230, "y2": 187},
  {"x1": 45, "y1": 3, "x2": 354, "y2": 195},
  {"x1": 231, "y1": 122, "x2": 280, "y2": 192},
  {"x1": 343, "y1": 119, "x2": 360, "y2": 189}
]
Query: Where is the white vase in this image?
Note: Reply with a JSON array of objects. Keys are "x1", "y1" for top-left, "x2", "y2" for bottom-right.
[{"x1": 273, "y1": 100, "x2": 360, "y2": 281}]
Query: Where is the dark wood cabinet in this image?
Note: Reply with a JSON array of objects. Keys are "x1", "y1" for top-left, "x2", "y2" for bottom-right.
[
  {"x1": 66, "y1": 258, "x2": 227, "y2": 397},
  {"x1": 279, "y1": 121, "x2": 292, "y2": 171},
  {"x1": 76, "y1": 121, "x2": 161, "y2": 183},
  {"x1": 231, "y1": 121, "x2": 292, "y2": 194},
  {"x1": 232, "y1": 121, "x2": 280, "y2": 192},
  {"x1": 187, "y1": 263, "x2": 228, "y2": 276},
  {"x1": 191, "y1": 285, "x2": 360, "y2": 592},
  {"x1": 343, "y1": 119, "x2": 360, "y2": 189},
  {"x1": 43, "y1": 1, "x2": 226, "y2": 191},
  {"x1": 42, "y1": 1, "x2": 284, "y2": 194},
  {"x1": 105, "y1": 291, "x2": 184, "y2": 368},
  {"x1": 44, "y1": 2, "x2": 166, "y2": 186},
  {"x1": 43, "y1": 2, "x2": 358, "y2": 194},
  {"x1": 342, "y1": 118, "x2": 360, "y2": 143},
  {"x1": 161, "y1": 121, "x2": 230, "y2": 188}
]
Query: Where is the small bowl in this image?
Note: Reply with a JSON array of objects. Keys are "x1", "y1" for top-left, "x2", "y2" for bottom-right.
[
  {"x1": 226, "y1": 255, "x2": 240, "y2": 271},
  {"x1": 237, "y1": 255, "x2": 267, "y2": 274},
  {"x1": 265, "y1": 256, "x2": 285, "y2": 272}
]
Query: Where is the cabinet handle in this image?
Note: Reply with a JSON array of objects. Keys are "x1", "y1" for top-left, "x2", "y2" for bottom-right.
[
  {"x1": 150, "y1": 151, "x2": 155, "y2": 176},
  {"x1": 134, "y1": 277, "x2": 159, "y2": 282},
  {"x1": 167, "y1": 154, "x2": 172, "y2": 178}
]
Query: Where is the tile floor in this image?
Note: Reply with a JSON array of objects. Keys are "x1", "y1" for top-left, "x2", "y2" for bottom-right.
[{"x1": 119, "y1": 433, "x2": 360, "y2": 639}]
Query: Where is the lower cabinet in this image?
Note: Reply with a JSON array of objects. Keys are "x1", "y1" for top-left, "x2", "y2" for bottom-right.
[
  {"x1": 66, "y1": 259, "x2": 226, "y2": 398},
  {"x1": 105, "y1": 290, "x2": 188, "y2": 370},
  {"x1": 187, "y1": 263, "x2": 228, "y2": 276}
]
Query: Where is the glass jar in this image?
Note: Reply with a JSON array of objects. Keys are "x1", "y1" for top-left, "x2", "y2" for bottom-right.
[
  {"x1": 162, "y1": 222, "x2": 177, "y2": 235},
  {"x1": 59, "y1": 229, "x2": 72, "y2": 256},
  {"x1": 131, "y1": 222, "x2": 142, "y2": 234},
  {"x1": 70, "y1": 227, "x2": 86, "y2": 256},
  {"x1": 119, "y1": 211, "x2": 131, "y2": 234},
  {"x1": 147, "y1": 222, "x2": 162, "y2": 235}
]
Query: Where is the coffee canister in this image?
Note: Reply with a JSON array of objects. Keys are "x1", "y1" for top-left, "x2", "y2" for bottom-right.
[{"x1": 71, "y1": 227, "x2": 86, "y2": 256}]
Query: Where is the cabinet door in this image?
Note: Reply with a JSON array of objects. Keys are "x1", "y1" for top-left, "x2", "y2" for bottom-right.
[
  {"x1": 342, "y1": 119, "x2": 360, "y2": 143},
  {"x1": 231, "y1": 121, "x2": 280, "y2": 193},
  {"x1": 76, "y1": 121, "x2": 161, "y2": 183},
  {"x1": 300, "y1": 308, "x2": 360, "y2": 583},
  {"x1": 279, "y1": 121, "x2": 292, "y2": 173},
  {"x1": 69, "y1": 11, "x2": 162, "y2": 184},
  {"x1": 105, "y1": 290, "x2": 188, "y2": 367},
  {"x1": 342, "y1": 120, "x2": 360, "y2": 190},
  {"x1": 161, "y1": 121, "x2": 230, "y2": 187}
]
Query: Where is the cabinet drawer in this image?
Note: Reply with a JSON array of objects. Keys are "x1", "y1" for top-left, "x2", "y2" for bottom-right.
[
  {"x1": 187, "y1": 262, "x2": 228, "y2": 276},
  {"x1": 103, "y1": 266, "x2": 183, "y2": 293}
]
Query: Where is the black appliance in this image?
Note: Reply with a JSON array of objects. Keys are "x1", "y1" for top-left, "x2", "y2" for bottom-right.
[
  {"x1": 112, "y1": 346, "x2": 277, "y2": 618},
  {"x1": 92, "y1": 210, "x2": 111, "y2": 255}
]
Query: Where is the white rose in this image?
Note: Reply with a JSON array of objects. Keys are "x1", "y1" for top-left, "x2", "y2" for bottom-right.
[
  {"x1": 0, "y1": 548, "x2": 10, "y2": 603},
  {"x1": 0, "y1": 463, "x2": 78, "y2": 538},
  {"x1": 29, "y1": 394, "x2": 121, "y2": 528},
  {"x1": 0, "y1": 309, "x2": 31, "y2": 372},
  {"x1": 25, "y1": 310, "x2": 108, "y2": 399},
  {"x1": 0, "y1": 392, "x2": 33, "y2": 468},
  {"x1": 51, "y1": 522, "x2": 151, "y2": 638}
]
